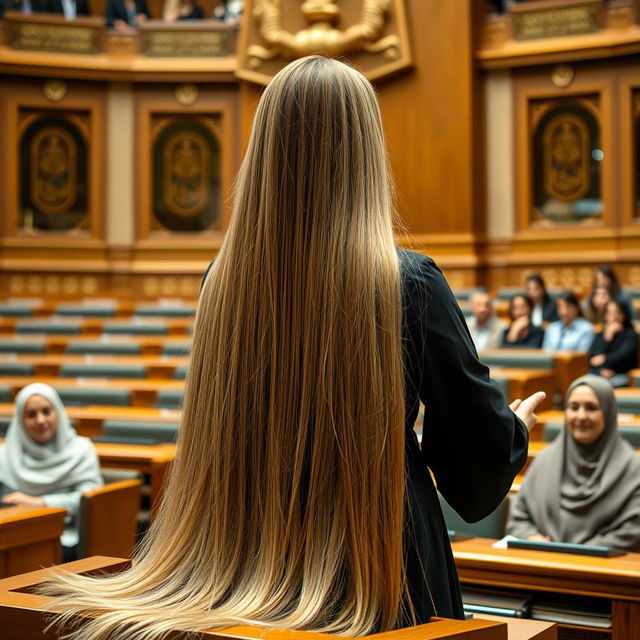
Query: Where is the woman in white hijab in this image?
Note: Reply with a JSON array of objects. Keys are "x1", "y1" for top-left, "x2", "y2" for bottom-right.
[
  {"x1": 508, "y1": 374, "x2": 640, "y2": 551},
  {"x1": 0, "y1": 383, "x2": 103, "y2": 561}
]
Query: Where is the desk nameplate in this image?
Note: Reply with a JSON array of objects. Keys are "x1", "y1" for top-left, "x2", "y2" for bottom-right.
[{"x1": 139, "y1": 22, "x2": 238, "y2": 58}]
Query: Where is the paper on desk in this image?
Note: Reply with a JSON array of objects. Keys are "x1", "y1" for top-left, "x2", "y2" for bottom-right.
[{"x1": 493, "y1": 535, "x2": 520, "y2": 549}]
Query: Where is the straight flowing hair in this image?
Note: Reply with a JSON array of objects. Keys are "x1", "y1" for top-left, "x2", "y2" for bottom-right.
[{"x1": 41, "y1": 56, "x2": 407, "y2": 639}]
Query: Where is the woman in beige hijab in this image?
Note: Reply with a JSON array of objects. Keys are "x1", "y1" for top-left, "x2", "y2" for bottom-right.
[{"x1": 508, "y1": 375, "x2": 640, "y2": 551}]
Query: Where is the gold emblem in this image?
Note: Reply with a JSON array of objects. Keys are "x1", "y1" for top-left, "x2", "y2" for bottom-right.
[
  {"x1": 163, "y1": 131, "x2": 210, "y2": 216},
  {"x1": 31, "y1": 127, "x2": 77, "y2": 214},
  {"x1": 543, "y1": 113, "x2": 590, "y2": 202},
  {"x1": 175, "y1": 83, "x2": 199, "y2": 106},
  {"x1": 42, "y1": 79, "x2": 67, "y2": 102},
  {"x1": 248, "y1": 0, "x2": 399, "y2": 68},
  {"x1": 551, "y1": 64, "x2": 574, "y2": 89}
]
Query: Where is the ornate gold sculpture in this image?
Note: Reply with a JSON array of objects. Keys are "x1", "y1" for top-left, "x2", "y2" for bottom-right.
[{"x1": 248, "y1": 0, "x2": 399, "y2": 69}]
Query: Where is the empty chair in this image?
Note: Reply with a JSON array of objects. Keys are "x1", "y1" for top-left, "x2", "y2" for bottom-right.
[
  {"x1": 162, "y1": 343, "x2": 190, "y2": 356},
  {"x1": 439, "y1": 493, "x2": 510, "y2": 539},
  {"x1": 174, "y1": 365, "x2": 187, "y2": 380},
  {"x1": 55, "y1": 305, "x2": 116, "y2": 318},
  {"x1": 57, "y1": 388, "x2": 131, "y2": 407},
  {"x1": 616, "y1": 394, "x2": 640, "y2": 415},
  {"x1": 95, "y1": 421, "x2": 179, "y2": 445},
  {"x1": 0, "y1": 304, "x2": 34, "y2": 317},
  {"x1": 156, "y1": 390, "x2": 183, "y2": 409},
  {"x1": 0, "y1": 417, "x2": 10, "y2": 436},
  {"x1": 103, "y1": 324, "x2": 168, "y2": 336},
  {"x1": 0, "y1": 386, "x2": 11, "y2": 403},
  {"x1": 480, "y1": 352, "x2": 555, "y2": 370},
  {"x1": 60, "y1": 364, "x2": 147, "y2": 379},
  {"x1": 17, "y1": 322, "x2": 81, "y2": 335},
  {"x1": 67, "y1": 343, "x2": 141, "y2": 356},
  {"x1": 0, "y1": 341, "x2": 45, "y2": 354},
  {"x1": 76, "y1": 477, "x2": 142, "y2": 559},
  {"x1": 0, "y1": 362, "x2": 34, "y2": 376},
  {"x1": 135, "y1": 306, "x2": 194, "y2": 318}
]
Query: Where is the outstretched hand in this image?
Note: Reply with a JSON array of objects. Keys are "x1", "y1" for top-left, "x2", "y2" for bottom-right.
[{"x1": 509, "y1": 391, "x2": 546, "y2": 432}]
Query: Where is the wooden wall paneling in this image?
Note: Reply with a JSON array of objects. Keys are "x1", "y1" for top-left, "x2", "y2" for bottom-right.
[
  {"x1": 134, "y1": 83, "x2": 239, "y2": 252},
  {"x1": 618, "y1": 67, "x2": 640, "y2": 260},
  {"x1": 513, "y1": 66, "x2": 616, "y2": 251},
  {"x1": 0, "y1": 78, "x2": 106, "y2": 243}
]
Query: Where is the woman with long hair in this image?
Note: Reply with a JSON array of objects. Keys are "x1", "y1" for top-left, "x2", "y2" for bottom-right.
[{"x1": 42, "y1": 56, "x2": 539, "y2": 640}]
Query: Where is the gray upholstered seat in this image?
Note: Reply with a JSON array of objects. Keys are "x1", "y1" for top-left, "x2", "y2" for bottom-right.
[
  {"x1": 616, "y1": 395, "x2": 640, "y2": 415},
  {"x1": 60, "y1": 364, "x2": 147, "y2": 379},
  {"x1": 103, "y1": 324, "x2": 168, "y2": 336},
  {"x1": 0, "y1": 417, "x2": 10, "y2": 436},
  {"x1": 0, "y1": 362, "x2": 34, "y2": 376},
  {"x1": 174, "y1": 365, "x2": 187, "y2": 380},
  {"x1": 0, "y1": 386, "x2": 11, "y2": 403},
  {"x1": 135, "y1": 306, "x2": 194, "y2": 318},
  {"x1": 95, "y1": 421, "x2": 178, "y2": 445},
  {"x1": 55, "y1": 305, "x2": 116, "y2": 317},
  {"x1": 0, "y1": 305, "x2": 34, "y2": 317},
  {"x1": 156, "y1": 390, "x2": 183, "y2": 409},
  {"x1": 481, "y1": 352, "x2": 554, "y2": 370},
  {"x1": 162, "y1": 343, "x2": 191, "y2": 356},
  {"x1": 0, "y1": 341, "x2": 45, "y2": 354},
  {"x1": 438, "y1": 493, "x2": 510, "y2": 539},
  {"x1": 66, "y1": 343, "x2": 141, "y2": 355},
  {"x1": 17, "y1": 322, "x2": 82, "y2": 335},
  {"x1": 57, "y1": 388, "x2": 131, "y2": 407}
]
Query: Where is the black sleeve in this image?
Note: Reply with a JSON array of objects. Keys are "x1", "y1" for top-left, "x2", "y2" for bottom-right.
[
  {"x1": 415, "y1": 257, "x2": 529, "y2": 522},
  {"x1": 137, "y1": 0, "x2": 149, "y2": 17},
  {"x1": 104, "y1": 0, "x2": 120, "y2": 26},
  {"x1": 588, "y1": 332, "x2": 606, "y2": 357},
  {"x1": 604, "y1": 329, "x2": 639, "y2": 372},
  {"x1": 77, "y1": 0, "x2": 90, "y2": 15}
]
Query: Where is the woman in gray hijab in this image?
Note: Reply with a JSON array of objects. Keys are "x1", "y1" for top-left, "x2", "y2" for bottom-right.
[
  {"x1": 507, "y1": 374, "x2": 640, "y2": 551},
  {"x1": 0, "y1": 383, "x2": 103, "y2": 560}
]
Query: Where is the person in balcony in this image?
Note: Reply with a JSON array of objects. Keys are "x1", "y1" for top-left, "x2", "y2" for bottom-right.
[{"x1": 105, "y1": 0, "x2": 149, "y2": 30}]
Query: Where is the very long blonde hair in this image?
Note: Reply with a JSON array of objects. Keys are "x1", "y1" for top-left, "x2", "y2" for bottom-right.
[{"x1": 42, "y1": 56, "x2": 408, "y2": 639}]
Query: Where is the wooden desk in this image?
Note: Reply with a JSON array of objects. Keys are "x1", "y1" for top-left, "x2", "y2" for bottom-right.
[
  {"x1": 0, "y1": 403, "x2": 180, "y2": 437},
  {"x1": 0, "y1": 505, "x2": 65, "y2": 578},
  {"x1": 481, "y1": 350, "x2": 589, "y2": 398},
  {"x1": 93, "y1": 441, "x2": 176, "y2": 509},
  {"x1": 452, "y1": 537, "x2": 640, "y2": 640},
  {"x1": 0, "y1": 353, "x2": 189, "y2": 379},
  {"x1": 0, "y1": 317, "x2": 192, "y2": 337},
  {"x1": 0, "y1": 375, "x2": 184, "y2": 407},
  {"x1": 476, "y1": 615, "x2": 556, "y2": 640},
  {"x1": 489, "y1": 369, "x2": 555, "y2": 411},
  {"x1": 0, "y1": 557, "x2": 557, "y2": 640}
]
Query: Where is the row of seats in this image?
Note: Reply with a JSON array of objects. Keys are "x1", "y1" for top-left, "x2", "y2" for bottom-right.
[{"x1": 0, "y1": 362, "x2": 188, "y2": 379}]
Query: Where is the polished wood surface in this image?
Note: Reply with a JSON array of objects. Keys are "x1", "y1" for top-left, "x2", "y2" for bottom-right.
[
  {"x1": 79, "y1": 479, "x2": 141, "y2": 558},
  {"x1": 0, "y1": 505, "x2": 65, "y2": 578},
  {"x1": 475, "y1": 615, "x2": 556, "y2": 640},
  {"x1": 0, "y1": 557, "x2": 559, "y2": 640},
  {"x1": 488, "y1": 369, "x2": 555, "y2": 411},
  {"x1": 452, "y1": 537, "x2": 640, "y2": 640},
  {"x1": 0, "y1": 317, "x2": 192, "y2": 336}
]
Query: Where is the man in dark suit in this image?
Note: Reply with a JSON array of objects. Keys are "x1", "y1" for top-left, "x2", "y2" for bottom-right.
[
  {"x1": 104, "y1": 0, "x2": 149, "y2": 29},
  {"x1": 43, "y1": 0, "x2": 90, "y2": 17}
]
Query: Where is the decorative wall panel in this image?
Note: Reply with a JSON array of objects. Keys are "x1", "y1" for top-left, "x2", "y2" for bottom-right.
[
  {"x1": 531, "y1": 97, "x2": 602, "y2": 225},
  {"x1": 19, "y1": 111, "x2": 90, "y2": 233},
  {"x1": 151, "y1": 117, "x2": 220, "y2": 232}
]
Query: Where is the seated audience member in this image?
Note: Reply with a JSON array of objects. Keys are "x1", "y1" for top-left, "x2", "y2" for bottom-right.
[
  {"x1": 42, "y1": 0, "x2": 89, "y2": 18},
  {"x1": 501, "y1": 294, "x2": 544, "y2": 348},
  {"x1": 466, "y1": 289, "x2": 505, "y2": 351},
  {"x1": 584, "y1": 285, "x2": 611, "y2": 325},
  {"x1": 508, "y1": 375, "x2": 640, "y2": 551},
  {"x1": 589, "y1": 299, "x2": 639, "y2": 388},
  {"x1": 590, "y1": 265, "x2": 635, "y2": 318},
  {"x1": 105, "y1": 0, "x2": 149, "y2": 29},
  {"x1": 0, "y1": 383, "x2": 103, "y2": 562},
  {"x1": 0, "y1": 0, "x2": 40, "y2": 16},
  {"x1": 212, "y1": 0, "x2": 241, "y2": 21},
  {"x1": 525, "y1": 272, "x2": 558, "y2": 327},
  {"x1": 542, "y1": 292, "x2": 594, "y2": 353},
  {"x1": 163, "y1": 0, "x2": 202, "y2": 20}
]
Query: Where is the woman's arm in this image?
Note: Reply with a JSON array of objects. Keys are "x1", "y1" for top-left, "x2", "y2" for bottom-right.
[
  {"x1": 506, "y1": 490, "x2": 545, "y2": 540},
  {"x1": 414, "y1": 257, "x2": 530, "y2": 522}
]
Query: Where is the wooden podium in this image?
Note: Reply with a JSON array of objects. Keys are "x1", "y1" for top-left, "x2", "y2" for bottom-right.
[{"x1": 0, "y1": 557, "x2": 555, "y2": 640}]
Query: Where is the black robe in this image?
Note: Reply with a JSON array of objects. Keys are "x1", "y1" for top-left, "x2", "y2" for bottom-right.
[{"x1": 399, "y1": 250, "x2": 528, "y2": 621}]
